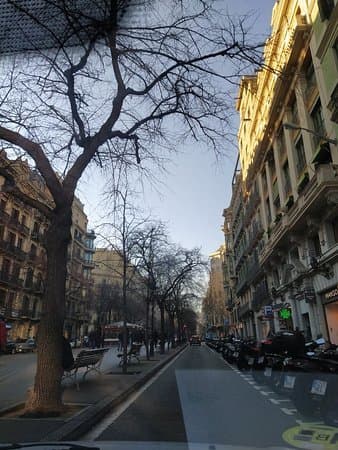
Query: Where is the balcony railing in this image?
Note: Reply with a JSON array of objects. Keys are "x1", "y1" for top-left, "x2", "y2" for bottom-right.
[
  {"x1": 0, "y1": 240, "x2": 27, "y2": 260},
  {"x1": 0, "y1": 208, "x2": 11, "y2": 223},
  {"x1": 0, "y1": 271, "x2": 24, "y2": 287},
  {"x1": 244, "y1": 189, "x2": 260, "y2": 223},
  {"x1": 252, "y1": 280, "x2": 270, "y2": 312}
]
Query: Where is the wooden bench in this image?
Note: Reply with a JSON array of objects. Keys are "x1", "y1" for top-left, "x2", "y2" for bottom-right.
[
  {"x1": 62, "y1": 347, "x2": 109, "y2": 390},
  {"x1": 117, "y1": 343, "x2": 143, "y2": 366}
]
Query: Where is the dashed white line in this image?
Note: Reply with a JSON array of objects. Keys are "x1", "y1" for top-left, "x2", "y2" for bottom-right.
[{"x1": 281, "y1": 407, "x2": 297, "y2": 415}]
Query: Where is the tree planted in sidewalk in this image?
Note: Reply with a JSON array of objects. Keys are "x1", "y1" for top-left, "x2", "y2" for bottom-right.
[{"x1": 0, "y1": 0, "x2": 266, "y2": 415}]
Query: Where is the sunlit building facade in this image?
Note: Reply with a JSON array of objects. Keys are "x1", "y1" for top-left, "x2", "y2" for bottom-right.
[{"x1": 225, "y1": 0, "x2": 338, "y2": 342}]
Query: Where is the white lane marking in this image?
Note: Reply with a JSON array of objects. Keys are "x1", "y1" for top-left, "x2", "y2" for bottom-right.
[
  {"x1": 253, "y1": 386, "x2": 263, "y2": 390},
  {"x1": 260, "y1": 391, "x2": 274, "y2": 396},
  {"x1": 269, "y1": 398, "x2": 292, "y2": 405},
  {"x1": 81, "y1": 346, "x2": 188, "y2": 441},
  {"x1": 281, "y1": 407, "x2": 297, "y2": 415}
]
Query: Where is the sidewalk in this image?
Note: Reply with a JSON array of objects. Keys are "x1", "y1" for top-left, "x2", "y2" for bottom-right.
[{"x1": 0, "y1": 344, "x2": 187, "y2": 443}]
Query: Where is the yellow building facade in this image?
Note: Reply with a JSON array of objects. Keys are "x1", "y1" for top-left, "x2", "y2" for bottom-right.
[{"x1": 226, "y1": 0, "x2": 338, "y2": 341}]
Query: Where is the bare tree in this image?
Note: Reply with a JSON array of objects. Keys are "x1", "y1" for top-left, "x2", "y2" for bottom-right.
[
  {"x1": 96, "y1": 185, "x2": 149, "y2": 373},
  {"x1": 0, "y1": 0, "x2": 265, "y2": 414},
  {"x1": 132, "y1": 221, "x2": 169, "y2": 358}
]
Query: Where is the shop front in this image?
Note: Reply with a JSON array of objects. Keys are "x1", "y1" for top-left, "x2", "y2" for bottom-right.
[{"x1": 322, "y1": 284, "x2": 338, "y2": 345}]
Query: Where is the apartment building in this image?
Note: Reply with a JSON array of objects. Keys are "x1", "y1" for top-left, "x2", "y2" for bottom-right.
[
  {"x1": 225, "y1": 0, "x2": 338, "y2": 342},
  {"x1": 203, "y1": 247, "x2": 229, "y2": 336},
  {"x1": 0, "y1": 154, "x2": 96, "y2": 341},
  {"x1": 92, "y1": 249, "x2": 146, "y2": 328},
  {"x1": 65, "y1": 197, "x2": 96, "y2": 342}
]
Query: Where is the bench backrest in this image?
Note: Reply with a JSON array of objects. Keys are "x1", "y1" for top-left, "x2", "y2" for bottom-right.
[{"x1": 74, "y1": 347, "x2": 109, "y2": 367}]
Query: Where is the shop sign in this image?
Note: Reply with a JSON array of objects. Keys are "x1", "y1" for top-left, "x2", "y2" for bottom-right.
[{"x1": 323, "y1": 285, "x2": 338, "y2": 304}]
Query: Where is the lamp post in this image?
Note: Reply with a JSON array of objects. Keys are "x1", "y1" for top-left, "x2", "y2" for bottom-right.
[{"x1": 283, "y1": 123, "x2": 337, "y2": 145}]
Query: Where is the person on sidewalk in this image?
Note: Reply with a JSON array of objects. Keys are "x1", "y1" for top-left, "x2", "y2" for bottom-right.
[{"x1": 62, "y1": 336, "x2": 74, "y2": 371}]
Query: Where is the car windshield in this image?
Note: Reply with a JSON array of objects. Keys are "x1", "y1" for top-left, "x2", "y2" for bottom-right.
[{"x1": 0, "y1": 1, "x2": 338, "y2": 450}]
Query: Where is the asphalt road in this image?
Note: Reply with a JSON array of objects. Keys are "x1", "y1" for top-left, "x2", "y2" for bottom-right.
[
  {"x1": 88, "y1": 344, "x2": 303, "y2": 448},
  {"x1": 0, "y1": 352, "x2": 36, "y2": 411}
]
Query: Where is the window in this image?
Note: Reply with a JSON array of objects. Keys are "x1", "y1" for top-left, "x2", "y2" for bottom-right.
[
  {"x1": 309, "y1": 234, "x2": 322, "y2": 258},
  {"x1": 318, "y1": 0, "x2": 335, "y2": 20},
  {"x1": 311, "y1": 99, "x2": 325, "y2": 147},
  {"x1": 334, "y1": 38, "x2": 338, "y2": 63},
  {"x1": 30, "y1": 244, "x2": 37, "y2": 257},
  {"x1": 0, "y1": 200, "x2": 6, "y2": 211},
  {"x1": 282, "y1": 162, "x2": 291, "y2": 196},
  {"x1": 0, "y1": 289, "x2": 6, "y2": 308},
  {"x1": 12, "y1": 263, "x2": 20, "y2": 279},
  {"x1": 2, "y1": 258, "x2": 10, "y2": 275},
  {"x1": 8, "y1": 232, "x2": 15, "y2": 245},
  {"x1": 290, "y1": 247, "x2": 300, "y2": 262},
  {"x1": 11, "y1": 209, "x2": 19, "y2": 221},
  {"x1": 290, "y1": 96, "x2": 299, "y2": 124},
  {"x1": 266, "y1": 198, "x2": 271, "y2": 224},
  {"x1": 25, "y1": 268, "x2": 34, "y2": 288},
  {"x1": 332, "y1": 217, "x2": 338, "y2": 243},
  {"x1": 295, "y1": 137, "x2": 307, "y2": 175},
  {"x1": 17, "y1": 237, "x2": 23, "y2": 249},
  {"x1": 305, "y1": 61, "x2": 317, "y2": 95}
]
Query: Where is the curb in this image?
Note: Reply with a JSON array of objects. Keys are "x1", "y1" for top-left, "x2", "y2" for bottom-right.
[{"x1": 41, "y1": 344, "x2": 188, "y2": 442}]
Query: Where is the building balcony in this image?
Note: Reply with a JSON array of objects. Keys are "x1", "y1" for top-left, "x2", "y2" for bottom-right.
[
  {"x1": 238, "y1": 302, "x2": 251, "y2": 319},
  {"x1": 236, "y1": 274, "x2": 248, "y2": 296},
  {"x1": 0, "y1": 208, "x2": 11, "y2": 223},
  {"x1": 82, "y1": 258, "x2": 95, "y2": 268},
  {"x1": 0, "y1": 306, "x2": 20, "y2": 319},
  {"x1": 0, "y1": 271, "x2": 24, "y2": 288},
  {"x1": 252, "y1": 280, "x2": 270, "y2": 312},
  {"x1": 244, "y1": 190, "x2": 260, "y2": 224},
  {"x1": 246, "y1": 258, "x2": 262, "y2": 284},
  {"x1": 247, "y1": 221, "x2": 264, "y2": 254},
  {"x1": 260, "y1": 164, "x2": 338, "y2": 265},
  {"x1": 0, "y1": 240, "x2": 27, "y2": 261},
  {"x1": 8, "y1": 217, "x2": 30, "y2": 236},
  {"x1": 31, "y1": 231, "x2": 44, "y2": 243}
]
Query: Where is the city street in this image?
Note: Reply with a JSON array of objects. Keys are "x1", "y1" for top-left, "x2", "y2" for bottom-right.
[{"x1": 84, "y1": 344, "x2": 304, "y2": 448}]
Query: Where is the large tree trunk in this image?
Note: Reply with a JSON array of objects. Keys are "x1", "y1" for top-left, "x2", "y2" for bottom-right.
[
  {"x1": 145, "y1": 299, "x2": 150, "y2": 360},
  {"x1": 149, "y1": 299, "x2": 155, "y2": 357},
  {"x1": 159, "y1": 303, "x2": 165, "y2": 354},
  {"x1": 24, "y1": 206, "x2": 72, "y2": 416}
]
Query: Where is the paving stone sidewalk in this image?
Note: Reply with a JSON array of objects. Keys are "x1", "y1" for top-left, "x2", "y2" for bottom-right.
[{"x1": 0, "y1": 344, "x2": 186, "y2": 443}]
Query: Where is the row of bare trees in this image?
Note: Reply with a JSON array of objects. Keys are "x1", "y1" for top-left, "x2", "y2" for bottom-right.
[
  {"x1": 0, "y1": 0, "x2": 266, "y2": 416},
  {"x1": 92, "y1": 187, "x2": 206, "y2": 372}
]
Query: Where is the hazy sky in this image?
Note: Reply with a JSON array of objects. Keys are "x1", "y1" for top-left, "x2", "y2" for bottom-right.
[{"x1": 78, "y1": 1, "x2": 276, "y2": 258}]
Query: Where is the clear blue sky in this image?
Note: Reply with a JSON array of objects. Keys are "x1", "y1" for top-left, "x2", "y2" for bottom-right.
[{"x1": 78, "y1": 0, "x2": 276, "y2": 258}]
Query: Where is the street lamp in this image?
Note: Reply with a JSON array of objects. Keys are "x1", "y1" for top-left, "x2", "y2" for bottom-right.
[{"x1": 283, "y1": 123, "x2": 337, "y2": 145}]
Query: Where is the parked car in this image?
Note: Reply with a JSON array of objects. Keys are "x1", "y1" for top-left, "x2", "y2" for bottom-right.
[
  {"x1": 16, "y1": 338, "x2": 36, "y2": 353},
  {"x1": 4, "y1": 340, "x2": 17, "y2": 354},
  {"x1": 190, "y1": 335, "x2": 202, "y2": 346}
]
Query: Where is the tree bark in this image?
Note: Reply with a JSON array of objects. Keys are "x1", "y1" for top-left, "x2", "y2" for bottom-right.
[
  {"x1": 145, "y1": 299, "x2": 150, "y2": 360},
  {"x1": 159, "y1": 303, "x2": 165, "y2": 354},
  {"x1": 150, "y1": 299, "x2": 155, "y2": 357},
  {"x1": 24, "y1": 205, "x2": 72, "y2": 416}
]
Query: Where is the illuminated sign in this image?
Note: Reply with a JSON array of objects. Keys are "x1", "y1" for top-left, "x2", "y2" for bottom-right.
[{"x1": 279, "y1": 308, "x2": 292, "y2": 320}]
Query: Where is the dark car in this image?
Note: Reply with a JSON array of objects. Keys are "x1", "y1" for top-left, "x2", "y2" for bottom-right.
[
  {"x1": 190, "y1": 335, "x2": 202, "y2": 346},
  {"x1": 4, "y1": 340, "x2": 17, "y2": 354},
  {"x1": 16, "y1": 338, "x2": 36, "y2": 353}
]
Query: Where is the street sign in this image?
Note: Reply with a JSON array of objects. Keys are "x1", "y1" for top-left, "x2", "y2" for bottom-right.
[{"x1": 263, "y1": 305, "x2": 273, "y2": 318}]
